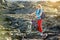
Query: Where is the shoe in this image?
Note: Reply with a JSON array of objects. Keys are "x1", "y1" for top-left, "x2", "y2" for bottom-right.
[{"x1": 40, "y1": 33, "x2": 48, "y2": 38}]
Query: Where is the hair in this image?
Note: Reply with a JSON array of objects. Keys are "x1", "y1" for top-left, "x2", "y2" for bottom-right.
[{"x1": 36, "y1": 4, "x2": 42, "y2": 9}]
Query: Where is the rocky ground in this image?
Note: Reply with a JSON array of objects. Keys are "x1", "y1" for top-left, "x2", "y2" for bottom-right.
[{"x1": 0, "y1": 1, "x2": 60, "y2": 40}]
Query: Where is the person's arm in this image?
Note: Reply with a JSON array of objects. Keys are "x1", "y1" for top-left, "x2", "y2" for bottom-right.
[
  {"x1": 31, "y1": 12, "x2": 35, "y2": 15},
  {"x1": 31, "y1": 12, "x2": 36, "y2": 18}
]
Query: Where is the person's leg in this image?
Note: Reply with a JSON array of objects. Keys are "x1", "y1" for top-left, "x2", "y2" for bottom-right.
[
  {"x1": 37, "y1": 19, "x2": 43, "y2": 32},
  {"x1": 37, "y1": 19, "x2": 48, "y2": 38}
]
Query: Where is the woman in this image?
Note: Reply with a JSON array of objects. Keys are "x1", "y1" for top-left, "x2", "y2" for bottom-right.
[{"x1": 35, "y1": 4, "x2": 47, "y2": 37}]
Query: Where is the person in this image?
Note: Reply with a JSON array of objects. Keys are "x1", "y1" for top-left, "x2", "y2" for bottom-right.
[{"x1": 35, "y1": 4, "x2": 47, "y2": 37}]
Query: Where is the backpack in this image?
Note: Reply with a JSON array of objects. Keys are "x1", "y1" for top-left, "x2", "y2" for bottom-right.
[{"x1": 41, "y1": 12, "x2": 45, "y2": 19}]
